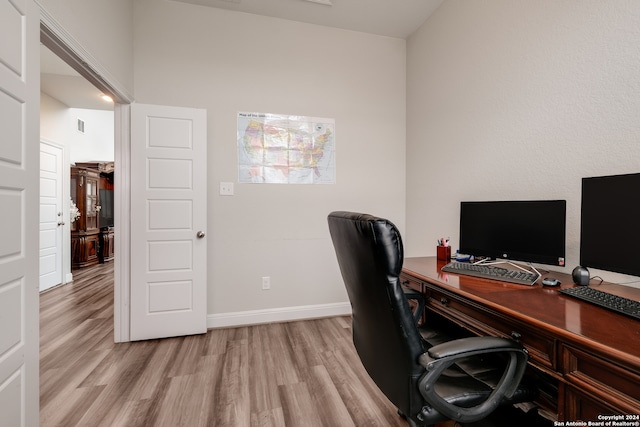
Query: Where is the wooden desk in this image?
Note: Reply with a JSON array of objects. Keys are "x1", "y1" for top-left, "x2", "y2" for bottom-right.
[{"x1": 400, "y1": 257, "x2": 640, "y2": 421}]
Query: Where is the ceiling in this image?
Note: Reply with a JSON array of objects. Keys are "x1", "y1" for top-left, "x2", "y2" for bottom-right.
[
  {"x1": 172, "y1": 0, "x2": 444, "y2": 39},
  {"x1": 40, "y1": 0, "x2": 443, "y2": 109},
  {"x1": 40, "y1": 44, "x2": 115, "y2": 111}
]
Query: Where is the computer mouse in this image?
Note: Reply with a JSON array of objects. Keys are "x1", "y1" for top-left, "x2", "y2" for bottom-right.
[{"x1": 541, "y1": 278, "x2": 561, "y2": 287}]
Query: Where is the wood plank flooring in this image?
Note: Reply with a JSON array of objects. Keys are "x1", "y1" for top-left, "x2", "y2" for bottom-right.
[{"x1": 39, "y1": 263, "x2": 409, "y2": 427}]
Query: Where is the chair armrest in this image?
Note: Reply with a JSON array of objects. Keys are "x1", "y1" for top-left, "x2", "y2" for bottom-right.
[
  {"x1": 402, "y1": 286, "x2": 425, "y2": 323},
  {"x1": 417, "y1": 336, "x2": 529, "y2": 424},
  {"x1": 423, "y1": 336, "x2": 524, "y2": 361}
]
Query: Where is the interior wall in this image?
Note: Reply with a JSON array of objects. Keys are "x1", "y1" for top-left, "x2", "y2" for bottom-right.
[
  {"x1": 406, "y1": 0, "x2": 640, "y2": 287},
  {"x1": 133, "y1": 0, "x2": 407, "y2": 315},
  {"x1": 37, "y1": 0, "x2": 134, "y2": 96},
  {"x1": 40, "y1": 95, "x2": 114, "y2": 163},
  {"x1": 67, "y1": 108, "x2": 115, "y2": 163},
  {"x1": 40, "y1": 92, "x2": 72, "y2": 143}
]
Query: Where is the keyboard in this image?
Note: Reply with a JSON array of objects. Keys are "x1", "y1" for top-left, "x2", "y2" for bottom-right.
[
  {"x1": 441, "y1": 261, "x2": 538, "y2": 286},
  {"x1": 559, "y1": 286, "x2": 640, "y2": 320}
]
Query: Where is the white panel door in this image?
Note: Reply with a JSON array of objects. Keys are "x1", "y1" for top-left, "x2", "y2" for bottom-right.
[
  {"x1": 39, "y1": 142, "x2": 64, "y2": 291},
  {"x1": 0, "y1": 0, "x2": 40, "y2": 425},
  {"x1": 130, "y1": 103, "x2": 207, "y2": 340}
]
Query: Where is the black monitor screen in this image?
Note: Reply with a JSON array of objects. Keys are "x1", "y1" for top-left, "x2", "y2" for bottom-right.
[
  {"x1": 459, "y1": 200, "x2": 566, "y2": 266},
  {"x1": 99, "y1": 189, "x2": 114, "y2": 228},
  {"x1": 580, "y1": 173, "x2": 640, "y2": 277}
]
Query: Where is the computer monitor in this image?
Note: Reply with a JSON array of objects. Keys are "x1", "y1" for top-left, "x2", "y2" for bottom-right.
[
  {"x1": 99, "y1": 189, "x2": 114, "y2": 228},
  {"x1": 580, "y1": 172, "x2": 640, "y2": 277},
  {"x1": 459, "y1": 200, "x2": 566, "y2": 267}
]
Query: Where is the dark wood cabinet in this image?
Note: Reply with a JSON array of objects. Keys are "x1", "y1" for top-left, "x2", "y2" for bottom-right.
[
  {"x1": 70, "y1": 162, "x2": 114, "y2": 269},
  {"x1": 99, "y1": 226, "x2": 114, "y2": 263}
]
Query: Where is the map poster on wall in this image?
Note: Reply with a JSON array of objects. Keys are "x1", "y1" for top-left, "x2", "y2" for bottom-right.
[{"x1": 237, "y1": 112, "x2": 336, "y2": 184}]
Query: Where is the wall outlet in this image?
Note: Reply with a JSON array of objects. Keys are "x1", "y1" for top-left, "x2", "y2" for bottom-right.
[
  {"x1": 262, "y1": 276, "x2": 271, "y2": 290},
  {"x1": 220, "y1": 182, "x2": 234, "y2": 196}
]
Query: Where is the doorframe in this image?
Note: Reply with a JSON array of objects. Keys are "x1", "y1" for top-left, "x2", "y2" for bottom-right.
[
  {"x1": 39, "y1": 6, "x2": 134, "y2": 342},
  {"x1": 113, "y1": 104, "x2": 131, "y2": 342}
]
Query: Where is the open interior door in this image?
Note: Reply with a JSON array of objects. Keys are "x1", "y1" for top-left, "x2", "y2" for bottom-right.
[
  {"x1": 0, "y1": 0, "x2": 40, "y2": 424},
  {"x1": 130, "y1": 103, "x2": 207, "y2": 341}
]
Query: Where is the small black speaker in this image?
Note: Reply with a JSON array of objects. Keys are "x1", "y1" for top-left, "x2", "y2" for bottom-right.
[{"x1": 572, "y1": 266, "x2": 590, "y2": 286}]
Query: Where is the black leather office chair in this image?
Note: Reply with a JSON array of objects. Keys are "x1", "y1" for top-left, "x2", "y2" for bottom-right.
[{"x1": 327, "y1": 211, "x2": 537, "y2": 426}]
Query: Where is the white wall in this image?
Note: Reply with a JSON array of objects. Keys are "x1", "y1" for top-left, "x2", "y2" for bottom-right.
[
  {"x1": 406, "y1": 0, "x2": 640, "y2": 287},
  {"x1": 41, "y1": 94, "x2": 115, "y2": 163},
  {"x1": 67, "y1": 108, "x2": 115, "y2": 163},
  {"x1": 133, "y1": 0, "x2": 407, "y2": 316},
  {"x1": 37, "y1": 0, "x2": 134, "y2": 96},
  {"x1": 40, "y1": 92, "x2": 71, "y2": 143}
]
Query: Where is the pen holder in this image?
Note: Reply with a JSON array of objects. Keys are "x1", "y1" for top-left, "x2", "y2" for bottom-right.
[{"x1": 437, "y1": 245, "x2": 451, "y2": 261}]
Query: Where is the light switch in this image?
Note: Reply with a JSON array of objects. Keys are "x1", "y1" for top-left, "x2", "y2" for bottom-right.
[{"x1": 220, "y1": 182, "x2": 234, "y2": 196}]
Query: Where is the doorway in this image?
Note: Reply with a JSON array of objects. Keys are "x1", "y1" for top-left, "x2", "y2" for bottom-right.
[
  {"x1": 39, "y1": 42, "x2": 115, "y2": 289},
  {"x1": 39, "y1": 18, "x2": 132, "y2": 342}
]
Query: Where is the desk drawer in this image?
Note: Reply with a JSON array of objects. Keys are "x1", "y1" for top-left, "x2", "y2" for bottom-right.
[
  {"x1": 400, "y1": 273, "x2": 423, "y2": 292},
  {"x1": 562, "y1": 344, "x2": 640, "y2": 414},
  {"x1": 426, "y1": 286, "x2": 556, "y2": 371}
]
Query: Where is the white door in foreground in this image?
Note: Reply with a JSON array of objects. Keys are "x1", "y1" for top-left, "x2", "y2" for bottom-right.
[{"x1": 130, "y1": 103, "x2": 207, "y2": 341}]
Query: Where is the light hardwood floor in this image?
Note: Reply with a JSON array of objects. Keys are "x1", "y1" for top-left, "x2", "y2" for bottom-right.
[{"x1": 39, "y1": 263, "x2": 409, "y2": 427}]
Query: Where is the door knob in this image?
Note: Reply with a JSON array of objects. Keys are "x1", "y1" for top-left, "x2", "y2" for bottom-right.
[
  {"x1": 57, "y1": 221, "x2": 65, "y2": 226},
  {"x1": 197, "y1": 231, "x2": 205, "y2": 238}
]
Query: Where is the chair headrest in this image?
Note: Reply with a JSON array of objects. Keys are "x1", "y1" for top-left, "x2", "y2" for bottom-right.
[{"x1": 327, "y1": 211, "x2": 404, "y2": 278}]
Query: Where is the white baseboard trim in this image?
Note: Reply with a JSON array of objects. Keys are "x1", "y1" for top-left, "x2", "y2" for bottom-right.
[{"x1": 207, "y1": 302, "x2": 351, "y2": 329}]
